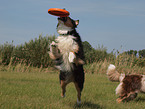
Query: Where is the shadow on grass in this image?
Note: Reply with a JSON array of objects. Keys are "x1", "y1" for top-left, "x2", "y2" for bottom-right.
[{"x1": 73, "y1": 101, "x2": 103, "y2": 109}]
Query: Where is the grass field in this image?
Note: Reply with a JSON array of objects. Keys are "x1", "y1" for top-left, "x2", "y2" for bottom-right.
[{"x1": 0, "y1": 71, "x2": 145, "y2": 109}]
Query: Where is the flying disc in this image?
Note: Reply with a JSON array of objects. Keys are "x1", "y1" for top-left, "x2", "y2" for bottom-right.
[{"x1": 48, "y1": 8, "x2": 70, "y2": 17}]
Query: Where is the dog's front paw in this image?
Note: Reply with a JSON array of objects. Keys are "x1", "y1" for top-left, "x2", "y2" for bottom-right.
[
  {"x1": 69, "y1": 52, "x2": 76, "y2": 63},
  {"x1": 50, "y1": 41, "x2": 58, "y2": 52},
  {"x1": 50, "y1": 41, "x2": 57, "y2": 47}
]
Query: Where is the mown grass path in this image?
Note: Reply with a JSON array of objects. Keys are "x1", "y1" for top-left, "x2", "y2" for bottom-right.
[{"x1": 0, "y1": 71, "x2": 145, "y2": 109}]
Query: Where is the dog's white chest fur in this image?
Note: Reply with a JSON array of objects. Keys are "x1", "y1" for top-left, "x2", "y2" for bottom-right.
[
  {"x1": 55, "y1": 35, "x2": 78, "y2": 71},
  {"x1": 56, "y1": 35, "x2": 78, "y2": 53}
]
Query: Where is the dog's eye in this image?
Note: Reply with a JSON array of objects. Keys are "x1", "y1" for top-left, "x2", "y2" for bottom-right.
[
  {"x1": 62, "y1": 17, "x2": 67, "y2": 22},
  {"x1": 64, "y1": 17, "x2": 67, "y2": 22},
  {"x1": 58, "y1": 17, "x2": 67, "y2": 22}
]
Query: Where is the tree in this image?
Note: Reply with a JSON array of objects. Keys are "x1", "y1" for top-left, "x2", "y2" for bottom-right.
[
  {"x1": 125, "y1": 50, "x2": 137, "y2": 56},
  {"x1": 139, "y1": 49, "x2": 145, "y2": 58},
  {"x1": 82, "y1": 41, "x2": 96, "y2": 63}
]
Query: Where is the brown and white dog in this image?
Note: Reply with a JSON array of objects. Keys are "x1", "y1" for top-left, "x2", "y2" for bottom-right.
[
  {"x1": 49, "y1": 17, "x2": 85, "y2": 105},
  {"x1": 107, "y1": 64, "x2": 145, "y2": 103}
]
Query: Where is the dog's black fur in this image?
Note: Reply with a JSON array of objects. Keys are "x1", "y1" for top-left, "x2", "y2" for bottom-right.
[
  {"x1": 49, "y1": 17, "x2": 85, "y2": 104},
  {"x1": 58, "y1": 28, "x2": 85, "y2": 91}
]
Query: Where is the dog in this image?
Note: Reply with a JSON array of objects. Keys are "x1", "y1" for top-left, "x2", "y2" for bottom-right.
[
  {"x1": 49, "y1": 16, "x2": 85, "y2": 105},
  {"x1": 107, "y1": 64, "x2": 145, "y2": 103}
]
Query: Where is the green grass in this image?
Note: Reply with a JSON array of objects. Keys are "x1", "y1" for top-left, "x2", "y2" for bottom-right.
[{"x1": 0, "y1": 71, "x2": 145, "y2": 109}]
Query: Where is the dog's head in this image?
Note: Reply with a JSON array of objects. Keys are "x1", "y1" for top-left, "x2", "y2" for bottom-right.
[{"x1": 57, "y1": 17, "x2": 79, "y2": 34}]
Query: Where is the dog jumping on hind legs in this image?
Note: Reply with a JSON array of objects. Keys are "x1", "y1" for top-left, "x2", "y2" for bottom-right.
[
  {"x1": 49, "y1": 16, "x2": 85, "y2": 105},
  {"x1": 107, "y1": 64, "x2": 145, "y2": 103}
]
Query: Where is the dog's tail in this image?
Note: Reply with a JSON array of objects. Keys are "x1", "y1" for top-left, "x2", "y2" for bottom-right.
[{"x1": 107, "y1": 64, "x2": 125, "y2": 82}]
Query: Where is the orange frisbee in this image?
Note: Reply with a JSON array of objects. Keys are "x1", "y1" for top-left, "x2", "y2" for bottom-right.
[{"x1": 48, "y1": 8, "x2": 70, "y2": 17}]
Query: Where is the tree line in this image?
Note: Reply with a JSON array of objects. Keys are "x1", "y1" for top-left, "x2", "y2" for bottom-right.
[{"x1": 0, "y1": 35, "x2": 145, "y2": 68}]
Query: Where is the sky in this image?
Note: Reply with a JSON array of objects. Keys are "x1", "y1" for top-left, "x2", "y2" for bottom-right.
[{"x1": 0, "y1": 0, "x2": 145, "y2": 53}]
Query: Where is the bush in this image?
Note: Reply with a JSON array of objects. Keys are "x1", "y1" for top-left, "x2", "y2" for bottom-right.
[
  {"x1": 0, "y1": 34, "x2": 145, "y2": 69},
  {"x1": 0, "y1": 35, "x2": 56, "y2": 68},
  {"x1": 0, "y1": 41, "x2": 14, "y2": 65},
  {"x1": 116, "y1": 52, "x2": 145, "y2": 68},
  {"x1": 83, "y1": 42, "x2": 114, "y2": 64},
  {"x1": 12, "y1": 34, "x2": 56, "y2": 67}
]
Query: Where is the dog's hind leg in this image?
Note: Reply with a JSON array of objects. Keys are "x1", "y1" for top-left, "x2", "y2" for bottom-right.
[
  {"x1": 60, "y1": 80, "x2": 67, "y2": 98},
  {"x1": 74, "y1": 82, "x2": 81, "y2": 105}
]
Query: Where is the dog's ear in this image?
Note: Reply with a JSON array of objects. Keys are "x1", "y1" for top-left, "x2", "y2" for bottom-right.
[{"x1": 75, "y1": 20, "x2": 79, "y2": 26}]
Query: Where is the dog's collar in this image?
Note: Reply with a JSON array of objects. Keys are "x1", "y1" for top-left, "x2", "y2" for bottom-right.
[{"x1": 59, "y1": 29, "x2": 76, "y2": 36}]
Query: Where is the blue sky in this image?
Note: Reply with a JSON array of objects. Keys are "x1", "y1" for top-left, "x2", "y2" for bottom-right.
[{"x1": 0, "y1": 0, "x2": 145, "y2": 52}]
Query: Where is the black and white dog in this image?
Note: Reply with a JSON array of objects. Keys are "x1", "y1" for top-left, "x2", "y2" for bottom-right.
[
  {"x1": 107, "y1": 64, "x2": 145, "y2": 103},
  {"x1": 49, "y1": 17, "x2": 85, "y2": 104}
]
